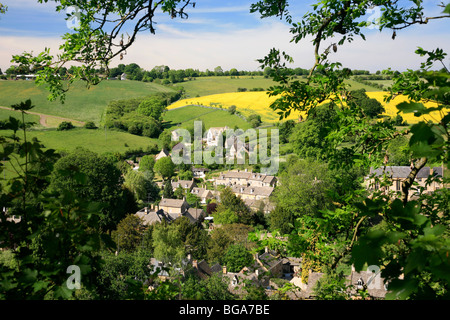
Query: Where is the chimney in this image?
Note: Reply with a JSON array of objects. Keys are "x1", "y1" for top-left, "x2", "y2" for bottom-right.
[
  {"x1": 192, "y1": 260, "x2": 198, "y2": 268},
  {"x1": 145, "y1": 207, "x2": 148, "y2": 214},
  {"x1": 222, "y1": 265, "x2": 227, "y2": 274}
]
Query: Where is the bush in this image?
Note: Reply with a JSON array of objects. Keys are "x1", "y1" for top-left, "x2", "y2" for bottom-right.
[
  {"x1": 84, "y1": 121, "x2": 97, "y2": 129},
  {"x1": 57, "y1": 121, "x2": 74, "y2": 131}
]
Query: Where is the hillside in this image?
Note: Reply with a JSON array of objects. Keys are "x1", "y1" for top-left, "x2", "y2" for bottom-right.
[{"x1": 0, "y1": 79, "x2": 175, "y2": 124}]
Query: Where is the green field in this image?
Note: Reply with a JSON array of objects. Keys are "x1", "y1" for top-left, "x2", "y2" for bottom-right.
[
  {"x1": 0, "y1": 108, "x2": 42, "y2": 126},
  {"x1": 167, "y1": 75, "x2": 382, "y2": 98},
  {"x1": 0, "y1": 76, "x2": 382, "y2": 158},
  {"x1": 0, "y1": 79, "x2": 175, "y2": 124},
  {"x1": 164, "y1": 105, "x2": 251, "y2": 131},
  {"x1": 1, "y1": 127, "x2": 158, "y2": 155}
]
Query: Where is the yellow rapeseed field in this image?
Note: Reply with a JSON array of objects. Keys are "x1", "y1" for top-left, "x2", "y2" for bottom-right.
[
  {"x1": 168, "y1": 92, "x2": 306, "y2": 123},
  {"x1": 366, "y1": 92, "x2": 448, "y2": 124},
  {"x1": 169, "y1": 91, "x2": 448, "y2": 124}
]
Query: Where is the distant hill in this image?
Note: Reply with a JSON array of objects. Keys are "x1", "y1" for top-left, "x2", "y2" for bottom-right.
[{"x1": 0, "y1": 79, "x2": 175, "y2": 125}]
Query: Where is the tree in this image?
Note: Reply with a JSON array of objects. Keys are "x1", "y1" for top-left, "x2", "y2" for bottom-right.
[
  {"x1": 217, "y1": 187, "x2": 253, "y2": 225},
  {"x1": 207, "y1": 227, "x2": 232, "y2": 264},
  {"x1": 288, "y1": 103, "x2": 338, "y2": 160},
  {"x1": 138, "y1": 155, "x2": 155, "y2": 173},
  {"x1": 137, "y1": 96, "x2": 167, "y2": 120},
  {"x1": 112, "y1": 214, "x2": 146, "y2": 253},
  {"x1": 247, "y1": 114, "x2": 262, "y2": 128},
  {"x1": 223, "y1": 244, "x2": 254, "y2": 273},
  {"x1": 214, "y1": 66, "x2": 224, "y2": 76},
  {"x1": 152, "y1": 221, "x2": 186, "y2": 268},
  {"x1": 350, "y1": 89, "x2": 385, "y2": 118},
  {"x1": 57, "y1": 121, "x2": 75, "y2": 131},
  {"x1": 49, "y1": 148, "x2": 127, "y2": 232},
  {"x1": 11, "y1": 1, "x2": 198, "y2": 102},
  {"x1": 0, "y1": 100, "x2": 108, "y2": 299},
  {"x1": 251, "y1": 0, "x2": 450, "y2": 299},
  {"x1": 84, "y1": 121, "x2": 97, "y2": 129},
  {"x1": 163, "y1": 179, "x2": 175, "y2": 199},
  {"x1": 154, "y1": 156, "x2": 175, "y2": 180},
  {"x1": 124, "y1": 169, "x2": 159, "y2": 203}
]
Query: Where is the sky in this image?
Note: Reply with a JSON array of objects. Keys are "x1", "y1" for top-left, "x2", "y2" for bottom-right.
[{"x1": 0, "y1": 0, "x2": 449, "y2": 74}]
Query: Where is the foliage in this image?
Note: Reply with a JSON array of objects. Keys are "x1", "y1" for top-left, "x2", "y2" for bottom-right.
[
  {"x1": 313, "y1": 269, "x2": 349, "y2": 300},
  {"x1": 154, "y1": 157, "x2": 175, "y2": 180},
  {"x1": 57, "y1": 121, "x2": 75, "y2": 131},
  {"x1": 48, "y1": 147, "x2": 127, "y2": 232},
  {"x1": 138, "y1": 155, "x2": 155, "y2": 173},
  {"x1": 216, "y1": 187, "x2": 254, "y2": 225},
  {"x1": 0, "y1": 100, "x2": 111, "y2": 299},
  {"x1": 162, "y1": 179, "x2": 175, "y2": 199},
  {"x1": 213, "y1": 208, "x2": 239, "y2": 225},
  {"x1": 223, "y1": 244, "x2": 254, "y2": 273},
  {"x1": 252, "y1": 0, "x2": 450, "y2": 300},
  {"x1": 84, "y1": 121, "x2": 97, "y2": 129},
  {"x1": 152, "y1": 221, "x2": 186, "y2": 268},
  {"x1": 349, "y1": 89, "x2": 385, "y2": 118},
  {"x1": 111, "y1": 215, "x2": 146, "y2": 253},
  {"x1": 288, "y1": 103, "x2": 338, "y2": 160},
  {"x1": 95, "y1": 250, "x2": 154, "y2": 300}
]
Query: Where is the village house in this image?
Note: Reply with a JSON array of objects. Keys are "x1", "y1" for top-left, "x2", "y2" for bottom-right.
[
  {"x1": 155, "y1": 148, "x2": 170, "y2": 161},
  {"x1": 206, "y1": 126, "x2": 228, "y2": 147},
  {"x1": 135, "y1": 197, "x2": 205, "y2": 225},
  {"x1": 366, "y1": 166, "x2": 444, "y2": 196},
  {"x1": 190, "y1": 186, "x2": 214, "y2": 204},
  {"x1": 230, "y1": 185, "x2": 274, "y2": 201},
  {"x1": 214, "y1": 169, "x2": 277, "y2": 188},
  {"x1": 192, "y1": 167, "x2": 209, "y2": 179},
  {"x1": 172, "y1": 179, "x2": 196, "y2": 192},
  {"x1": 242, "y1": 198, "x2": 275, "y2": 214}
]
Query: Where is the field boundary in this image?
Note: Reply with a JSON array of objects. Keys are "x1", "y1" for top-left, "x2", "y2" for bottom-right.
[{"x1": 0, "y1": 106, "x2": 85, "y2": 128}]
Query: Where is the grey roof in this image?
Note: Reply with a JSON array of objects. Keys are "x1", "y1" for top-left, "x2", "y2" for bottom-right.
[
  {"x1": 184, "y1": 208, "x2": 205, "y2": 223},
  {"x1": 136, "y1": 208, "x2": 170, "y2": 225},
  {"x1": 218, "y1": 170, "x2": 276, "y2": 184},
  {"x1": 172, "y1": 180, "x2": 195, "y2": 190},
  {"x1": 370, "y1": 166, "x2": 443, "y2": 179},
  {"x1": 349, "y1": 271, "x2": 387, "y2": 298},
  {"x1": 232, "y1": 185, "x2": 274, "y2": 197},
  {"x1": 159, "y1": 197, "x2": 188, "y2": 208},
  {"x1": 258, "y1": 252, "x2": 282, "y2": 269}
]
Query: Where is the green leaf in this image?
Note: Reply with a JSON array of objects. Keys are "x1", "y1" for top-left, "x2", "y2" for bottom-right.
[
  {"x1": 443, "y1": 3, "x2": 450, "y2": 14},
  {"x1": 396, "y1": 101, "x2": 427, "y2": 116},
  {"x1": 54, "y1": 285, "x2": 74, "y2": 299}
]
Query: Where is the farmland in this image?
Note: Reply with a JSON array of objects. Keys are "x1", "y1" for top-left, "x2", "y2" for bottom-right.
[
  {"x1": 0, "y1": 76, "x2": 447, "y2": 158},
  {"x1": 168, "y1": 90, "x2": 448, "y2": 124}
]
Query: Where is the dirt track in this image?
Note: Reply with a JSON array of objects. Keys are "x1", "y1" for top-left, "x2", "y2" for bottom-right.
[{"x1": 0, "y1": 106, "x2": 85, "y2": 128}]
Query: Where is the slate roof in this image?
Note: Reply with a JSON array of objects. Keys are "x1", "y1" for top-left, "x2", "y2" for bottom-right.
[
  {"x1": 159, "y1": 198, "x2": 188, "y2": 208},
  {"x1": 231, "y1": 185, "x2": 274, "y2": 197},
  {"x1": 172, "y1": 179, "x2": 196, "y2": 190},
  {"x1": 136, "y1": 208, "x2": 171, "y2": 225},
  {"x1": 185, "y1": 208, "x2": 205, "y2": 223},
  {"x1": 370, "y1": 166, "x2": 443, "y2": 179}
]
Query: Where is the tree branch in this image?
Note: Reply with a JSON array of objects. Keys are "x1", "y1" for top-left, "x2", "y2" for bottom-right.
[{"x1": 401, "y1": 157, "x2": 428, "y2": 204}]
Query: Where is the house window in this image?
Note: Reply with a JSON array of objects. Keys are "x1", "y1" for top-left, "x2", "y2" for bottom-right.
[{"x1": 395, "y1": 180, "x2": 401, "y2": 191}]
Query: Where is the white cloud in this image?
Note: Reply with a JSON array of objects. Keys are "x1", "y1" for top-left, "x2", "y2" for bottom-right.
[{"x1": 1, "y1": 17, "x2": 449, "y2": 74}]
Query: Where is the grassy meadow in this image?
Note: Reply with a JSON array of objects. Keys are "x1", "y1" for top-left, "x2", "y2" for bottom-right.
[
  {"x1": 164, "y1": 105, "x2": 251, "y2": 130},
  {"x1": 1, "y1": 76, "x2": 447, "y2": 159},
  {"x1": 0, "y1": 79, "x2": 175, "y2": 124},
  {"x1": 2, "y1": 127, "x2": 158, "y2": 155}
]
